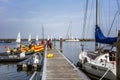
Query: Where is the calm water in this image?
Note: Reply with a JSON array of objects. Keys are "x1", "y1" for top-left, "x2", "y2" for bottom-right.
[
  {"x1": 56, "y1": 41, "x2": 95, "y2": 64},
  {"x1": 0, "y1": 41, "x2": 94, "y2": 80},
  {"x1": 0, "y1": 63, "x2": 34, "y2": 80}
]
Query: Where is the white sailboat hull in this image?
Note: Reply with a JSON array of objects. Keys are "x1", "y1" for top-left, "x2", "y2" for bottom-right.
[
  {"x1": 78, "y1": 51, "x2": 116, "y2": 80},
  {"x1": 82, "y1": 62, "x2": 116, "y2": 80}
]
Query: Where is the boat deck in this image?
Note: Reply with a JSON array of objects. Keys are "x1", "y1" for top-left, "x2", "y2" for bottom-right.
[{"x1": 44, "y1": 46, "x2": 89, "y2": 80}]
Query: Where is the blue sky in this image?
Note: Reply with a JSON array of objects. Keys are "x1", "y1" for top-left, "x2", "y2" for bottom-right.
[{"x1": 0, "y1": 0, "x2": 119, "y2": 39}]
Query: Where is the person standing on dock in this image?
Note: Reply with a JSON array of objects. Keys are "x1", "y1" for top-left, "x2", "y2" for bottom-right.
[
  {"x1": 47, "y1": 39, "x2": 52, "y2": 50},
  {"x1": 49, "y1": 39, "x2": 52, "y2": 49}
]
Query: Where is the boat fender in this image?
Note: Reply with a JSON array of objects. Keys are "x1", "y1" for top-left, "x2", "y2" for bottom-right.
[
  {"x1": 32, "y1": 63, "x2": 37, "y2": 70},
  {"x1": 76, "y1": 61, "x2": 82, "y2": 68},
  {"x1": 20, "y1": 52, "x2": 25, "y2": 58},
  {"x1": 22, "y1": 63, "x2": 27, "y2": 68}
]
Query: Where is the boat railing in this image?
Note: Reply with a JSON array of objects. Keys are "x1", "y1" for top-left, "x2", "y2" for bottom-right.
[{"x1": 41, "y1": 46, "x2": 47, "y2": 80}]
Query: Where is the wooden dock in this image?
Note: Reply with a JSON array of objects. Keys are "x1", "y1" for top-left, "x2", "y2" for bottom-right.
[{"x1": 42, "y1": 46, "x2": 90, "y2": 80}]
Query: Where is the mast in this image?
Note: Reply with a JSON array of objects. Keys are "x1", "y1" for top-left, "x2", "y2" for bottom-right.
[
  {"x1": 81, "y1": 0, "x2": 88, "y2": 51},
  {"x1": 95, "y1": 0, "x2": 98, "y2": 50},
  {"x1": 66, "y1": 21, "x2": 72, "y2": 39},
  {"x1": 42, "y1": 24, "x2": 44, "y2": 40}
]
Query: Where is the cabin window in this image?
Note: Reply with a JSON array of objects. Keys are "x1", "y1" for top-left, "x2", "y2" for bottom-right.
[{"x1": 100, "y1": 59, "x2": 103, "y2": 63}]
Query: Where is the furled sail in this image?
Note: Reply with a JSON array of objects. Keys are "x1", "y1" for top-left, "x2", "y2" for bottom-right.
[{"x1": 95, "y1": 26, "x2": 117, "y2": 44}]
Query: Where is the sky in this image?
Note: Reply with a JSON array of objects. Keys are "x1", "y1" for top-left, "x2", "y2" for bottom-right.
[{"x1": 0, "y1": 0, "x2": 119, "y2": 39}]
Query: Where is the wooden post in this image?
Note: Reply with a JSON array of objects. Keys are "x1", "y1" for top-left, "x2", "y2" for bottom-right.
[
  {"x1": 117, "y1": 30, "x2": 120, "y2": 80},
  {"x1": 60, "y1": 38, "x2": 63, "y2": 52}
]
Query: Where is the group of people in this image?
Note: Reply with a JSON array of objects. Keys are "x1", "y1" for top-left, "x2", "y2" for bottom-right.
[
  {"x1": 5, "y1": 41, "x2": 45, "y2": 55},
  {"x1": 5, "y1": 39, "x2": 53, "y2": 55}
]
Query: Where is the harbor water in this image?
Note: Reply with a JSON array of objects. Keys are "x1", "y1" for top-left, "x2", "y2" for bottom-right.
[
  {"x1": 0, "y1": 41, "x2": 94, "y2": 80},
  {"x1": 56, "y1": 41, "x2": 95, "y2": 64}
]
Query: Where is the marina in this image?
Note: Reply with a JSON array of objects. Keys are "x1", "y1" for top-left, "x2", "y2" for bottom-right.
[
  {"x1": 0, "y1": 0, "x2": 119, "y2": 80},
  {"x1": 0, "y1": 41, "x2": 91, "y2": 80},
  {"x1": 0, "y1": 39, "x2": 119, "y2": 80}
]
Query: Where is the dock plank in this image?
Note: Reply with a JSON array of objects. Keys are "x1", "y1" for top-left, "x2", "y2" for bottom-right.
[{"x1": 46, "y1": 47, "x2": 85, "y2": 80}]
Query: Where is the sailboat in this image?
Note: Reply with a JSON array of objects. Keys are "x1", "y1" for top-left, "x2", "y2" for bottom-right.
[
  {"x1": 65, "y1": 22, "x2": 79, "y2": 42},
  {"x1": 47, "y1": 35, "x2": 50, "y2": 40},
  {"x1": 16, "y1": 32, "x2": 21, "y2": 48},
  {"x1": 27, "y1": 34, "x2": 32, "y2": 44},
  {"x1": 36, "y1": 35, "x2": 39, "y2": 42},
  {"x1": 78, "y1": 0, "x2": 118, "y2": 80},
  {"x1": 65, "y1": 37, "x2": 79, "y2": 42},
  {"x1": 28, "y1": 34, "x2": 31, "y2": 42},
  {"x1": 16, "y1": 32, "x2": 21, "y2": 43},
  {"x1": 35, "y1": 35, "x2": 39, "y2": 45}
]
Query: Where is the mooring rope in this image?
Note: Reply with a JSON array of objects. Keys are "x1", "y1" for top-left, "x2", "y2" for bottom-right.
[{"x1": 29, "y1": 71, "x2": 37, "y2": 80}]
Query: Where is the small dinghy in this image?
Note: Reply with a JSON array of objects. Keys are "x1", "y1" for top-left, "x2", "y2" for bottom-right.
[
  {"x1": 17, "y1": 52, "x2": 43, "y2": 70},
  {"x1": 0, "y1": 52, "x2": 31, "y2": 62}
]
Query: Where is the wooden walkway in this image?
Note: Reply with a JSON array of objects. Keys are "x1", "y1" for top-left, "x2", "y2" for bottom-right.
[{"x1": 45, "y1": 47, "x2": 90, "y2": 80}]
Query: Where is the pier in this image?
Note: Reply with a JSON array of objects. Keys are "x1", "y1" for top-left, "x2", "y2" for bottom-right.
[{"x1": 42, "y1": 46, "x2": 90, "y2": 80}]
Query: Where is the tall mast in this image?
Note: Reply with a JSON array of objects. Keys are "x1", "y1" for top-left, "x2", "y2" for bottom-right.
[
  {"x1": 95, "y1": 0, "x2": 98, "y2": 50},
  {"x1": 66, "y1": 21, "x2": 72, "y2": 39},
  {"x1": 81, "y1": 0, "x2": 88, "y2": 51},
  {"x1": 42, "y1": 24, "x2": 44, "y2": 40}
]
